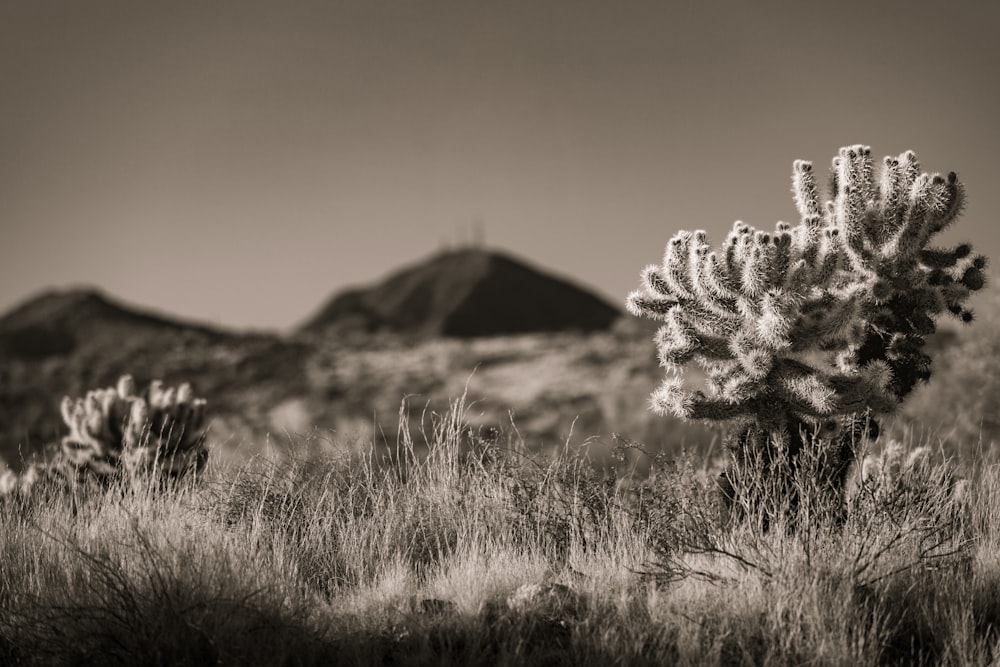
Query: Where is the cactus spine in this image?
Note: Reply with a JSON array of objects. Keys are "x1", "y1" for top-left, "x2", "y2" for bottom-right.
[{"x1": 628, "y1": 146, "x2": 986, "y2": 516}]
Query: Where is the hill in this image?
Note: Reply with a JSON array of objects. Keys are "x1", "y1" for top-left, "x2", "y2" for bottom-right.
[
  {"x1": 299, "y1": 249, "x2": 621, "y2": 338},
  {"x1": 0, "y1": 288, "x2": 231, "y2": 359}
]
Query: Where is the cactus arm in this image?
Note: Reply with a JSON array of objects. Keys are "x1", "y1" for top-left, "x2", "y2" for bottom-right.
[
  {"x1": 650, "y1": 376, "x2": 759, "y2": 420},
  {"x1": 791, "y1": 160, "x2": 822, "y2": 220}
]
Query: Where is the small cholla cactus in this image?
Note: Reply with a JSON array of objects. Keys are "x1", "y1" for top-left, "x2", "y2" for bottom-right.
[
  {"x1": 0, "y1": 458, "x2": 66, "y2": 499},
  {"x1": 858, "y1": 441, "x2": 931, "y2": 492},
  {"x1": 0, "y1": 465, "x2": 18, "y2": 495},
  {"x1": 59, "y1": 374, "x2": 209, "y2": 481},
  {"x1": 1, "y1": 375, "x2": 210, "y2": 499},
  {"x1": 850, "y1": 440, "x2": 968, "y2": 521},
  {"x1": 628, "y1": 146, "x2": 986, "y2": 517}
]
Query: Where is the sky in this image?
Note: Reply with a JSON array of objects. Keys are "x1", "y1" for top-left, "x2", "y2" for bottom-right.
[{"x1": 1, "y1": 0, "x2": 999, "y2": 331}]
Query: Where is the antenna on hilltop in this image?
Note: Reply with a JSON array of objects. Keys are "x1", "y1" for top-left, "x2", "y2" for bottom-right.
[
  {"x1": 472, "y1": 218, "x2": 486, "y2": 248},
  {"x1": 451, "y1": 219, "x2": 486, "y2": 249},
  {"x1": 441, "y1": 219, "x2": 488, "y2": 252}
]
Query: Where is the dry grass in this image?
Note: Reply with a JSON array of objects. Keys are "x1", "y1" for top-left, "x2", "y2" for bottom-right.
[{"x1": 2, "y1": 394, "x2": 999, "y2": 666}]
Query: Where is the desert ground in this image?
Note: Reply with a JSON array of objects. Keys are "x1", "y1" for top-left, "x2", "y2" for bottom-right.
[{"x1": 1, "y1": 251, "x2": 998, "y2": 665}]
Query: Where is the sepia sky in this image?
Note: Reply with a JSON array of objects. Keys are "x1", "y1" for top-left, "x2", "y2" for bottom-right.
[{"x1": 1, "y1": 0, "x2": 999, "y2": 330}]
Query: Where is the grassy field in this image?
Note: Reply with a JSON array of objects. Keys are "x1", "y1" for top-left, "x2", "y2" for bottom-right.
[{"x1": 2, "y1": 392, "x2": 999, "y2": 666}]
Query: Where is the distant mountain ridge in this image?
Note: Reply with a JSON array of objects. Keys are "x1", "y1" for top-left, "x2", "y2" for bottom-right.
[
  {"x1": 0, "y1": 288, "x2": 228, "y2": 359},
  {"x1": 0, "y1": 288, "x2": 223, "y2": 332},
  {"x1": 299, "y1": 249, "x2": 621, "y2": 338},
  {"x1": 3, "y1": 249, "x2": 622, "y2": 343}
]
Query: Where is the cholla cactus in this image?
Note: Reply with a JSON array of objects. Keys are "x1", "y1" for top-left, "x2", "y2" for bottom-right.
[
  {"x1": 857, "y1": 441, "x2": 932, "y2": 494},
  {"x1": 628, "y1": 146, "x2": 986, "y2": 513},
  {"x1": 0, "y1": 452, "x2": 62, "y2": 498},
  {"x1": 0, "y1": 464, "x2": 19, "y2": 495},
  {"x1": 59, "y1": 374, "x2": 209, "y2": 481},
  {"x1": 0, "y1": 375, "x2": 209, "y2": 499}
]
